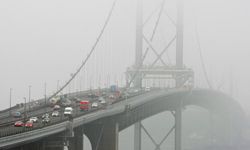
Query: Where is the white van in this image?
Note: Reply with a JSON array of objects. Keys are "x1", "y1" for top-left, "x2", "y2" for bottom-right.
[{"x1": 64, "y1": 107, "x2": 73, "y2": 116}]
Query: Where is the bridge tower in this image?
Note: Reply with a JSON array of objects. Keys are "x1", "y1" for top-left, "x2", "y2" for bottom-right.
[
  {"x1": 127, "y1": 0, "x2": 194, "y2": 89},
  {"x1": 127, "y1": 0, "x2": 194, "y2": 150},
  {"x1": 134, "y1": 0, "x2": 143, "y2": 150}
]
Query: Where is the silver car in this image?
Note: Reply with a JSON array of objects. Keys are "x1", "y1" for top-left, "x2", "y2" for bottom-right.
[
  {"x1": 29, "y1": 117, "x2": 38, "y2": 123},
  {"x1": 91, "y1": 102, "x2": 99, "y2": 108},
  {"x1": 52, "y1": 111, "x2": 60, "y2": 117},
  {"x1": 100, "y1": 100, "x2": 106, "y2": 105},
  {"x1": 98, "y1": 97, "x2": 105, "y2": 102}
]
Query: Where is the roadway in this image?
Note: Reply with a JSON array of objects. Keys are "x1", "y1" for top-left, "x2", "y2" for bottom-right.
[
  {"x1": 1, "y1": 87, "x2": 245, "y2": 149},
  {"x1": 0, "y1": 87, "x2": 148, "y2": 138}
]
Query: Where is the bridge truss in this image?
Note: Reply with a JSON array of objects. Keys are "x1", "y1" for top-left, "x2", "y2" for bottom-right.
[{"x1": 125, "y1": 0, "x2": 194, "y2": 150}]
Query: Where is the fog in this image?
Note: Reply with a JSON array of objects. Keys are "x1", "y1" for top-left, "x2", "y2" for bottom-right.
[
  {"x1": 1, "y1": 0, "x2": 250, "y2": 149},
  {"x1": 0, "y1": 0, "x2": 249, "y2": 109},
  {"x1": 1, "y1": 0, "x2": 249, "y2": 113}
]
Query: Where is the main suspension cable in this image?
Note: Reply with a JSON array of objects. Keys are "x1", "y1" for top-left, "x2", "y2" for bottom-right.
[{"x1": 48, "y1": 0, "x2": 118, "y2": 100}]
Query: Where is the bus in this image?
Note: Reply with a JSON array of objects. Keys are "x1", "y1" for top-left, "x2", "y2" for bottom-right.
[{"x1": 79, "y1": 100, "x2": 90, "y2": 111}]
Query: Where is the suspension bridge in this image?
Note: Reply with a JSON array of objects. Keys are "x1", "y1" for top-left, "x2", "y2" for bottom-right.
[{"x1": 0, "y1": 0, "x2": 248, "y2": 150}]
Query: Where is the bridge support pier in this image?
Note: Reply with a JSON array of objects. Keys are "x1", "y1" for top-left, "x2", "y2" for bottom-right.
[
  {"x1": 85, "y1": 119, "x2": 119, "y2": 150},
  {"x1": 175, "y1": 104, "x2": 182, "y2": 150},
  {"x1": 68, "y1": 127, "x2": 84, "y2": 150},
  {"x1": 134, "y1": 121, "x2": 142, "y2": 150},
  {"x1": 42, "y1": 136, "x2": 64, "y2": 150}
]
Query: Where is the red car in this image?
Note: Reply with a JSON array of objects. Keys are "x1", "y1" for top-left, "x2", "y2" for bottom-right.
[
  {"x1": 25, "y1": 121, "x2": 33, "y2": 128},
  {"x1": 14, "y1": 121, "x2": 24, "y2": 127}
]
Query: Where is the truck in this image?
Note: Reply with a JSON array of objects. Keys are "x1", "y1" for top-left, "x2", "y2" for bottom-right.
[
  {"x1": 79, "y1": 100, "x2": 90, "y2": 111},
  {"x1": 49, "y1": 96, "x2": 61, "y2": 106},
  {"x1": 110, "y1": 85, "x2": 118, "y2": 92}
]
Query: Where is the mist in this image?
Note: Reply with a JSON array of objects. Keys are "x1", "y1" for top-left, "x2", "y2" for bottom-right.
[
  {"x1": 0, "y1": 0, "x2": 249, "y2": 111},
  {"x1": 0, "y1": 0, "x2": 250, "y2": 149}
]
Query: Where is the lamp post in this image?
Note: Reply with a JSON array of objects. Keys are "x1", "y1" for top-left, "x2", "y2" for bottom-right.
[
  {"x1": 44, "y1": 82, "x2": 47, "y2": 113},
  {"x1": 23, "y1": 97, "x2": 27, "y2": 122},
  {"x1": 28, "y1": 85, "x2": 31, "y2": 111},
  {"x1": 9, "y1": 88, "x2": 12, "y2": 116},
  {"x1": 57, "y1": 80, "x2": 60, "y2": 91}
]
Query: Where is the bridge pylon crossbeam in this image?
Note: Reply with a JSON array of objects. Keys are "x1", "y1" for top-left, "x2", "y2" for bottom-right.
[{"x1": 126, "y1": 65, "x2": 194, "y2": 88}]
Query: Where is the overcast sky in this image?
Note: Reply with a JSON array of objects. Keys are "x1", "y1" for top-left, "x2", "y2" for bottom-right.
[{"x1": 0, "y1": 0, "x2": 250, "y2": 114}]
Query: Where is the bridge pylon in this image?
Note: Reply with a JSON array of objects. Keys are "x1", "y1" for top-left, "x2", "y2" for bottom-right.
[
  {"x1": 129, "y1": 0, "x2": 193, "y2": 150},
  {"x1": 126, "y1": 0, "x2": 194, "y2": 90}
]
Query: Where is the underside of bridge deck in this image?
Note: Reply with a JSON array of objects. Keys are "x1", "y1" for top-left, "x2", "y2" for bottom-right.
[
  {"x1": 85, "y1": 118, "x2": 119, "y2": 150},
  {"x1": 7, "y1": 134, "x2": 64, "y2": 150}
]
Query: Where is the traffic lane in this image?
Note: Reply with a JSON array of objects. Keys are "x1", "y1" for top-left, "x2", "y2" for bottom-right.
[
  {"x1": 0, "y1": 90, "x2": 115, "y2": 124},
  {"x1": 0, "y1": 107, "x2": 86, "y2": 137},
  {"x1": 0, "y1": 101, "x2": 107, "y2": 137},
  {"x1": 0, "y1": 107, "x2": 55, "y2": 127},
  {"x1": 0, "y1": 90, "x2": 148, "y2": 137}
]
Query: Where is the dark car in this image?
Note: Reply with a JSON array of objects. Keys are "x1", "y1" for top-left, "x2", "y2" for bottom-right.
[
  {"x1": 70, "y1": 97, "x2": 81, "y2": 102},
  {"x1": 87, "y1": 93, "x2": 98, "y2": 99},
  {"x1": 13, "y1": 111, "x2": 22, "y2": 118},
  {"x1": 42, "y1": 113, "x2": 49, "y2": 119},
  {"x1": 61, "y1": 100, "x2": 72, "y2": 107}
]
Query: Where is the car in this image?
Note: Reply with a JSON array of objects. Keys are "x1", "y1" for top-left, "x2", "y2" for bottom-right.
[
  {"x1": 145, "y1": 87, "x2": 151, "y2": 92},
  {"x1": 133, "y1": 89, "x2": 139, "y2": 93},
  {"x1": 123, "y1": 92, "x2": 130, "y2": 98},
  {"x1": 61, "y1": 100, "x2": 72, "y2": 107},
  {"x1": 91, "y1": 102, "x2": 99, "y2": 108},
  {"x1": 101, "y1": 91, "x2": 107, "y2": 96},
  {"x1": 100, "y1": 99, "x2": 106, "y2": 105},
  {"x1": 49, "y1": 96, "x2": 61, "y2": 106},
  {"x1": 29, "y1": 117, "x2": 38, "y2": 123},
  {"x1": 42, "y1": 113, "x2": 49, "y2": 119},
  {"x1": 87, "y1": 93, "x2": 98, "y2": 99},
  {"x1": 14, "y1": 121, "x2": 24, "y2": 127},
  {"x1": 71, "y1": 97, "x2": 81, "y2": 102},
  {"x1": 127, "y1": 88, "x2": 141, "y2": 94},
  {"x1": 42, "y1": 117, "x2": 50, "y2": 124},
  {"x1": 53, "y1": 105, "x2": 61, "y2": 110},
  {"x1": 64, "y1": 107, "x2": 73, "y2": 116},
  {"x1": 98, "y1": 97, "x2": 105, "y2": 102},
  {"x1": 108, "y1": 94, "x2": 115, "y2": 99},
  {"x1": 52, "y1": 111, "x2": 60, "y2": 117},
  {"x1": 25, "y1": 121, "x2": 33, "y2": 128},
  {"x1": 13, "y1": 111, "x2": 22, "y2": 118}
]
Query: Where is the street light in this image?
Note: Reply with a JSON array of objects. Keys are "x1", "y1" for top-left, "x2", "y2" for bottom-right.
[
  {"x1": 44, "y1": 82, "x2": 47, "y2": 113},
  {"x1": 28, "y1": 85, "x2": 31, "y2": 111},
  {"x1": 23, "y1": 97, "x2": 27, "y2": 122},
  {"x1": 57, "y1": 80, "x2": 60, "y2": 91},
  {"x1": 9, "y1": 88, "x2": 12, "y2": 116}
]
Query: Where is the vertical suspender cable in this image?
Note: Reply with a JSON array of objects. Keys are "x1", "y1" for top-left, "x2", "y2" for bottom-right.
[
  {"x1": 47, "y1": 0, "x2": 118, "y2": 100},
  {"x1": 193, "y1": 9, "x2": 213, "y2": 89}
]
